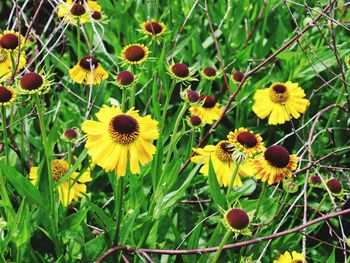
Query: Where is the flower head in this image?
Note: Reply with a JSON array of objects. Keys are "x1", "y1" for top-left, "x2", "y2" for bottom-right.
[
  {"x1": 252, "y1": 81, "x2": 309, "y2": 125},
  {"x1": 0, "y1": 30, "x2": 26, "y2": 52},
  {"x1": 116, "y1": 70, "x2": 135, "y2": 88},
  {"x1": 227, "y1": 128, "x2": 264, "y2": 158},
  {"x1": 223, "y1": 208, "x2": 251, "y2": 235},
  {"x1": 63, "y1": 128, "x2": 79, "y2": 142},
  {"x1": 191, "y1": 141, "x2": 255, "y2": 188},
  {"x1": 69, "y1": 56, "x2": 108, "y2": 85},
  {"x1": 253, "y1": 145, "x2": 298, "y2": 185},
  {"x1": 0, "y1": 86, "x2": 16, "y2": 107},
  {"x1": 326, "y1": 178, "x2": 342, "y2": 194},
  {"x1": 121, "y1": 44, "x2": 149, "y2": 65},
  {"x1": 309, "y1": 174, "x2": 322, "y2": 187},
  {"x1": 141, "y1": 20, "x2": 166, "y2": 38},
  {"x1": 188, "y1": 115, "x2": 202, "y2": 127},
  {"x1": 180, "y1": 88, "x2": 200, "y2": 104},
  {"x1": 166, "y1": 62, "x2": 197, "y2": 83},
  {"x1": 82, "y1": 106, "x2": 159, "y2": 176},
  {"x1": 0, "y1": 51, "x2": 26, "y2": 80},
  {"x1": 57, "y1": 0, "x2": 102, "y2": 25},
  {"x1": 29, "y1": 159, "x2": 92, "y2": 206},
  {"x1": 232, "y1": 71, "x2": 244, "y2": 83},
  {"x1": 273, "y1": 251, "x2": 305, "y2": 263},
  {"x1": 201, "y1": 66, "x2": 221, "y2": 80},
  {"x1": 189, "y1": 95, "x2": 222, "y2": 124},
  {"x1": 19, "y1": 71, "x2": 53, "y2": 95}
]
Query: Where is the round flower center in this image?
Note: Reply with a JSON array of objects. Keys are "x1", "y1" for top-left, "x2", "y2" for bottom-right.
[
  {"x1": 0, "y1": 86, "x2": 12, "y2": 103},
  {"x1": 79, "y1": 56, "x2": 99, "y2": 71},
  {"x1": 64, "y1": 129, "x2": 78, "y2": 139},
  {"x1": 226, "y1": 208, "x2": 249, "y2": 230},
  {"x1": 215, "y1": 141, "x2": 233, "y2": 162},
  {"x1": 171, "y1": 63, "x2": 189, "y2": 78},
  {"x1": 200, "y1": 95, "x2": 216, "y2": 108},
  {"x1": 109, "y1": 114, "x2": 140, "y2": 145},
  {"x1": 270, "y1": 84, "x2": 289, "y2": 103},
  {"x1": 117, "y1": 71, "x2": 134, "y2": 86},
  {"x1": 92, "y1": 11, "x2": 102, "y2": 20},
  {"x1": 71, "y1": 3, "x2": 86, "y2": 16},
  {"x1": 124, "y1": 45, "x2": 145, "y2": 62},
  {"x1": 52, "y1": 160, "x2": 69, "y2": 182},
  {"x1": 233, "y1": 71, "x2": 244, "y2": 82},
  {"x1": 189, "y1": 115, "x2": 202, "y2": 126},
  {"x1": 20, "y1": 72, "x2": 43, "y2": 91},
  {"x1": 236, "y1": 132, "x2": 258, "y2": 148},
  {"x1": 203, "y1": 67, "x2": 216, "y2": 77},
  {"x1": 310, "y1": 175, "x2": 322, "y2": 185},
  {"x1": 0, "y1": 33, "x2": 19, "y2": 50},
  {"x1": 326, "y1": 178, "x2": 342, "y2": 194},
  {"x1": 264, "y1": 145, "x2": 290, "y2": 168},
  {"x1": 145, "y1": 22, "x2": 163, "y2": 34},
  {"x1": 186, "y1": 89, "x2": 199, "y2": 103}
]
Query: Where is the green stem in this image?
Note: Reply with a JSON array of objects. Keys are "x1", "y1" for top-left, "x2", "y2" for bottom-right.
[
  {"x1": 212, "y1": 230, "x2": 231, "y2": 263},
  {"x1": 252, "y1": 183, "x2": 267, "y2": 223},
  {"x1": 121, "y1": 88, "x2": 127, "y2": 112},
  {"x1": 160, "y1": 82, "x2": 176, "y2": 132},
  {"x1": 226, "y1": 162, "x2": 240, "y2": 200},
  {"x1": 1, "y1": 107, "x2": 9, "y2": 163},
  {"x1": 67, "y1": 143, "x2": 72, "y2": 167},
  {"x1": 0, "y1": 170, "x2": 15, "y2": 222},
  {"x1": 77, "y1": 20, "x2": 81, "y2": 60},
  {"x1": 129, "y1": 85, "x2": 136, "y2": 108},
  {"x1": 115, "y1": 176, "x2": 124, "y2": 245}
]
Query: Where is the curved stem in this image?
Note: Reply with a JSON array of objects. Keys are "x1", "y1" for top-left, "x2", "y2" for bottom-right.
[
  {"x1": 212, "y1": 230, "x2": 231, "y2": 263},
  {"x1": 252, "y1": 183, "x2": 267, "y2": 223},
  {"x1": 115, "y1": 176, "x2": 124, "y2": 245},
  {"x1": 226, "y1": 163, "x2": 240, "y2": 200}
]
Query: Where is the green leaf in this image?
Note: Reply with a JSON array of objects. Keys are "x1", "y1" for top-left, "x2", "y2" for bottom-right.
[
  {"x1": 59, "y1": 208, "x2": 89, "y2": 233},
  {"x1": 208, "y1": 159, "x2": 227, "y2": 209},
  {"x1": 326, "y1": 249, "x2": 335, "y2": 263}
]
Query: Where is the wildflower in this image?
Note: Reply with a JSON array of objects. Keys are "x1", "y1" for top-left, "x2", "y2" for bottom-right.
[
  {"x1": 189, "y1": 95, "x2": 222, "y2": 124},
  {"x1": 0, "y1": 30, "x2": 25, "y2": 52},
  {"x1": 63, "y1": 128, "x2": 79, "y2": 142},
  {"x1": 223, "y1": 208, "x2": 251, "y2": 235},
  {"x1": 326, "y1": 178, "x2": 342, "y2": 194},
  {"x1": 309, "y1": 174, "x2": 322, "y2": 187},
  {"x1": 253, "y1": 145, "x2": 298, "y2": 185},
  {"x1": 121, "y1": 44, "x2": 149, "y2": 65},
  {"x1": 180, "y1": 88, "x2": 200, "y2": 104},
  {"x1": 167, "y1": 62, "x2": 197, "y2": 83},
  {"x1": 0, "y1": 86, "x2": 16, "y2": 107},
  {"x1": 69, "y1": 56, "x2": 108, "y2": 85},
  {"x1": 201, "y1": 66, "x2": 220, "y2": 80},
  {"x1": 252, "y1": 81, "x2": 309, "y2": 125},
  {"x1": 141, "y1": 20, "x2": 166, "y2": 38},
  {"x1": 29, "y1": 159, "x2": 92, "y2": 206},
  {"x1": 116, "y1": 70, "x2": 135, "y2": 88},
  {"x1": 232, "y1": 71, "x2": 244, "y2": 83},
  {"x1": 227, "y1": 128, "x2": 264, "y2": 158},
  {"x1": 19, "y1": 71, "x2": 53, "y2": 95},
  {"x1": 0, "y1": 51, "x2": 26, "y2": 80},
  {"x1": 82, "y1": 105, "x2": 159, "y2": 176},
  {"x1": 273, "y1": 251, "x2": 305, "y2": 263},
  {"x1": 188, "y1": 115, "x2": 202, "y2": 127},
  {"x1": 57, "y1": 0, "x2": 102, "y2": 25},
  {"x1": 191, "y1": 141, "x2": 254, "y2": 187}
]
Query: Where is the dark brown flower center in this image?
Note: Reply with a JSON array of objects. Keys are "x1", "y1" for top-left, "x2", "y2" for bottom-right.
[
  {"x1": 203, "y1": 67, "x2": 216, "y2": 77},
  {"x1": 226, "y1": 208, "x2": 249, "y2": 230},
  {"x1": 310, "y1": 175, "x2": 322, "y2": 185},
  {"x1": 71, "y1": 3, "x2": 86, "y2": 16},
  {"x1": 145, "y1": 22, "x2": 163, "y2": 34},
  {"x1": 92, "y1": 11, "x2": 101, "y2": 20},
  {"x1": 233, "y1": 71, "x2": 244, "y2": 82},
  {"x1": 171, "y1": 63, "x2": 189, "y2": 78},
  {"x1": 186, "y1": 89, "x2": 199, "y2": 103},
  {"x1": 64, "y1": 129, "x2": 78, "y2": 139},
  {"x1": 272, "y1": 84, "x2": 287, "y2": 94},
  {"x1": 20, "y1": 72, "x2": 43, "y2": 91},
  {"x1": 109, "y1": 114, "x2": 140, "y2": 144},
  {"x1": 189, "y1": 115, "x2": 201, "y2": 126},
  {"x1": 215, "y1": 141, "x2": 233, "y2": 162},
  {"x1": 200, "y1": 95, "x2": 216, "y2": 108},
  {"x1": 79, "y1": 56, "x2": 99, "y2": 70},
  {"x1": 236, "y1": 132, "x2": 258, "y2": 148},
  {"x1": 326, "y1": 178, "x2": 342, "y2": 194},
  {"x1": 124, "y1": 45, "x2": 145, "y2": 62},
  {"x1": 0, "y1": 86, "x2": 12, "y2": 103},
  {"x1": 117, "y1": 71, "x2": 134, "y2": 86},
  {"x1": 0, "y1": 33, "x2": 19, "y2": 50},
  {"x1": 264, "y1": 145, "x2": 290, "y2": 168}
]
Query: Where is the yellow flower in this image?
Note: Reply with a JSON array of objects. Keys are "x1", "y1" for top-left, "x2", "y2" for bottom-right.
[
  {"x1": 0, "y1": 51, "x2": 26, "y2": 80},
  {"x1": 273, "y1": 251, "x2": 305, "y2": 263},
  {"x1": 253, "y1": 145, "x2": 298, "y2": 185},
  {"x1": 191, "y1": 141, "x2": 255, "y2": 187},
  {"x1": 252, "y1": 81, "x2": 309, "y2": 125},
  {"x1": 29, "y1": 159, "x2": 92, "y2": 206},
  {"x1": 227, "y1": 127, "x2": 264, "y2": 158},
  {"x1": 82, "y1": 106, "x2": 159, "y2": 176},
  {"x1": 0, "y1": 30, "x2": 26, "y2": 52},
  {"x1": 0, "y1": 86, "x2": 16, "y2": 107},
  {"x1": 189, "y1": 96, "x2": 222, "y2": 125},
  {"x1": 69, "y1": 56, "x2": 108, "y2": 85},
  {"x1": 18, "y1": 71, "x2": 54, "y2": 95},
  {"x1": 141, "y1": 20, "x2": 166, "y2": 38},
  {"x1": 57, "y1": 0, "x2": 102, "y2": 25},
  {"x1": 121, "y1": 44, "x2": 149, "y2": 65}
]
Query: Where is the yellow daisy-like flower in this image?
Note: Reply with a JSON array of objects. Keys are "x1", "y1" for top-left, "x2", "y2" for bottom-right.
[
  {"x1": 82, "y1": 106, "x2": 159, "y2": 177},
  {"x1": 252, "y1": 81, "x2": 309, "y2": 125},
  {"x1": 69, "y1": 56, "x2": 108, "y2": 85},
  {"x1": 0, "y1": 51, "x2": 26, "y2": 80},
  {"x1": 57, "y1": 0, "x2": 102, "y2": 25},
  {"x1": 0, "y1": 30, "x2": 26, "y2": 52},
  {"x1": 191, "y1": 141, "x2": 255, "y2": 187},
  {"x1": 18, "y1": 71, "x2": 54, "y2": 95},
  {"x1": 29, "y1": 159, "x2": 92, "y2": 206},
  {"x1": 189, "y1": 96, "x2": 222, "y2": 125},
  {"x1": 121, "y1": 44, "x2": 149, "y2": 65},
  {"x1": 227, "y1": 127, "x2": 264, "y2": 158},
  {"x1": 273, "y1": 251, "x2": 305, "y2": 263},
  {"x1": 253, "y1": 145, "x2": 298, "y2": 185},
  {"x1": 141, "y1": 20, "x2": 166, "y2": 38},
  {"x1": 0, "y1": 86, "x2": 16, "y2": 107}
]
